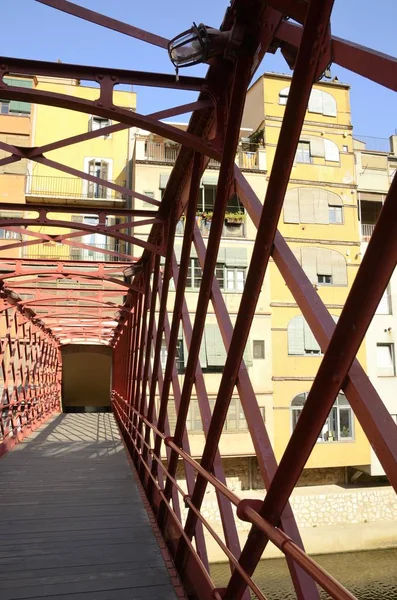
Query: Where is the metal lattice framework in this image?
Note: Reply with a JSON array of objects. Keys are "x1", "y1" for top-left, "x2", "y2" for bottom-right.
[{"x1": 1, "y1": 0, "x2": 397, "y2": 598}]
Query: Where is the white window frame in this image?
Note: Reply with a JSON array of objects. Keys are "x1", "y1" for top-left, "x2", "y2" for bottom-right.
[
  {"x1": 296, "y1": 141, "x2": 312, "y2": 164},
  {"x1": 291, "y1": 392, "x2": 354, "y2": 442},
  {"x1": 83, "y1": 156, "x2": 113, "y2": 199},
  {"x1": 89, "y1": 116, "x2": 112, "y2": 137},
  {"x1": 329, "y1": 205, "x2": 343, "y2": 224},
  {"x1": 376, "y1": 343, "x2": 396, "y2": 377}
]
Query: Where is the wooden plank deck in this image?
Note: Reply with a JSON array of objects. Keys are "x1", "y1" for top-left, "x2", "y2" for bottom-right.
[{"x1": 0, "y1": 413, "x2": 179, "y2": 600}]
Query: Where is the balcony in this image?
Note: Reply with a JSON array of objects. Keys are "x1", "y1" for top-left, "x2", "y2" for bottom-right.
[
  {"x1": 23, "y1": 243, "x2": 125, "y2": 262},
  {"x1": 361, "y1": 223, "x2": 375, "y2": 241},
  {"x1": 142, "y1": 142, "x2": 264, "y2": 171},
  {"x1": 176, "y1": 214, "x2": 246, "y2": 238},
  {"x1": 25, "y1": 175, "x2": 127, "y2": 202}
]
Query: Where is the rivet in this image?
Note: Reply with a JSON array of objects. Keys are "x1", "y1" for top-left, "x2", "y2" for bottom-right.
[{"x1": 98, "y1": 74, "x2": 104, "y2": 80}]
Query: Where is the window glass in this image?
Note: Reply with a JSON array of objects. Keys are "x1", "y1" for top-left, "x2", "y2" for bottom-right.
[
  {"x1": 253, "y1": 340, "x2": 265, "y2": 359},
  {"x1": 291, "y1": 392, "x2": 353, "y2": 442},
  {"x1": 329, "y1": 205, "x2": 343, "y2": 223},
  {"x1": 296, "y1": 142, "x2": 311, "y2": 164}
]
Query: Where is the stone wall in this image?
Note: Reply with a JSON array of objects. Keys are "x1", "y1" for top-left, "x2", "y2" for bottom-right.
[{"x1": 291, "y1": 486, "x2": 397, "y2": 528}]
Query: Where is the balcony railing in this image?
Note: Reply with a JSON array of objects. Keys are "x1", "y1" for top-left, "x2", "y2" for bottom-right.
[
  {"x1": 26, "y1": 175, "x2": 127, "y2": 201},
  {"x1": 354, "y1": 135, "x2": 391, "y2": 153},
  {"x1": 176, "y1": 216, "x2": 246, "y2": 238},
  {"x1": 143, "y1": 142, "x2": 262, "y2": 170},
  {"x1": 144, "y1": 142, "x2": 180, "y2": 163},
  {"x1": 23, "y1": 243, "x2": 126, "y2": 262},
  {"x1": 361, "y1": 223, "x2": 376, "y2": 240}
]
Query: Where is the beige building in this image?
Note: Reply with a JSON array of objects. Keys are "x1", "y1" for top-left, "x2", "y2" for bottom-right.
[{"x1": 354, "y1": 133, "x2": 397, "y2": 476}]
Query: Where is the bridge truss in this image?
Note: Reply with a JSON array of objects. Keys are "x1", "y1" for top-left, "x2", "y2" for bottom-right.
[{"x1": 0, "y1": 1, "x2": 396, "y2": 598}]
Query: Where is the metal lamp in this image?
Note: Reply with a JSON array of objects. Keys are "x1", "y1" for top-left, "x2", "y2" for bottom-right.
[{"x1": 168, "y1": 23, "x2": 232, "y2": 71}]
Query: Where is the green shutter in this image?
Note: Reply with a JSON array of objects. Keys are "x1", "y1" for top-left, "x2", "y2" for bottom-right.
[
  {"x1": 288, "y1": 316, "x2": 305, "y2": 355},
  {"x1": 205, "y1": 324, "x2": 226, "y2": 367},
  {"x1": 3, "y1": 77, "x2": 32, "y2": 114}
]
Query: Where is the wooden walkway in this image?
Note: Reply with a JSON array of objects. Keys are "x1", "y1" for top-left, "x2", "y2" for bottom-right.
[{"x1": 0, "y1": 413, "x2": 180, "y2": 600}]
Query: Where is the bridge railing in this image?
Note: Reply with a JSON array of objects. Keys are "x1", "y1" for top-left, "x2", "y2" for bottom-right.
[{"x1": 0, "y1": 304, "x2": 61, "y2": 457}]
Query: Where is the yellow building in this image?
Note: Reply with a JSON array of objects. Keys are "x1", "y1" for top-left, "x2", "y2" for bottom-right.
[
  {"x1": 0, "y1": 76, "x2": 33, "y2": 257},
  {"x1": 131, "y1": 123, "x2": 273, "y2": 488},
  {"x1": 243, "y1": 73, "x2": 371, "y2": 480},
  {"x1": 25, "y1": 76, "x2": 136, "y2": 261}
]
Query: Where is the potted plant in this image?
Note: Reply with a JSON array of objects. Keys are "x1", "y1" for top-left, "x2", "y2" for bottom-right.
[{"x1": 224, "y1": 210, "x2": 246, "y2": 225}]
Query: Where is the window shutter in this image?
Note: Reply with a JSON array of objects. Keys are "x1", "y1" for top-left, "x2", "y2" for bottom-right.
[
  {"x1": 4, "y1": 77, "x2": 33, "y2": 114},
  {"x1": 309, "y1": 137, "x2": 325, "y2": 158},
  {"x1": 288, "y1": 316, "x2": 305, "y2": 355},
  {"x1": 308, "y1": 89, "x2": 323, "y2": 114},
  {"x1": 159, "y1": 173, "x2": 169, "y2": 189},
  {"x1": 313, "y1": 189, "x2": 329, "y2": 224},
  {"x1": 316, "y1": 248, "x2": 333, "y2": 276},
  {"x1": 326, "y1": 191, "x2": 343, "y2": 206},
  {"x1": 324, "y1": 139, "x2": 340, "y2": 162},
  {"x1": 202, "y1": 174, "x2": 219, "y2": 185},
  {"x1": 243, "y1": 338, "x2": 253, "y2": 367},
  {"x1": 376, "y1": 287, "x2": 391, "y2": 314},
  {"x1": 217, "y1": 247, "x2": 226, "y2": 263},
  {"x1": 183, "y1": 336, "x2": 207, "y2": 369},
  {"x1": 225, "y1": 247, "x2": 247, "y2": 267},
  {"x1": 88, "y1": 116, "x2": 93, "y2": 132},
  {"x1": 283, "y1": 188, "x2": 300, "y2": 223},
  {"x1": 205, "y1": 324, "x2": 226, "y2": 367},
  {"x1": 301, "y1": 247, "x2": 318, "y2": 283},
  {"x1": 292, "y1": 247, "x2": 301, "y2": 265},
  {"x1": 322, "y1": 92, "x2": 337, "y2": 117},
  {"x1": 199, "y1": 339, "x2": 207, "y2": 368},
  {"x1": 331, "y1": 251, "x2": 347, "y2": 285},
  {"x1": 174, "y1": 245, "x2": 183, "y2": 263},
  {"x1": 303, "y1": 320, "x2": 321, "y2": 353},
  {"x1": 298, "y1": 188, "x2": 315, "y2": 223},
  {"x1": 100, "y1": 160, "x2": 108, "y2": 181}
]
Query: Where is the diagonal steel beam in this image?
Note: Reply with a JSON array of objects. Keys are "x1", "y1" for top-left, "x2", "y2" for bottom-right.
[{"x1": 36, "y1": 0, "x2": 170, "y2": 48}]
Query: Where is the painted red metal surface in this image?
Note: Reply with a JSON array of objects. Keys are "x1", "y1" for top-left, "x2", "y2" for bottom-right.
[{"x1": 0, "y1": 1, "x2": 396, "y2": 599}]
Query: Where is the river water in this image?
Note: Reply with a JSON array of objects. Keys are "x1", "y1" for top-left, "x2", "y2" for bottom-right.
[{"x1": 211, "y1": 548, "x2": 397, "y2": 599}]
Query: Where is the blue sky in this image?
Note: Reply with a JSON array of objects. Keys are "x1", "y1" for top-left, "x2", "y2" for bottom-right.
[{"x1": 1, "y1": 1, "x2": 396, "y2": 137}]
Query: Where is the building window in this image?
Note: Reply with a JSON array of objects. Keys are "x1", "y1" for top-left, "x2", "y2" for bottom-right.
[
  {"x1": 253, "y1": 340, "x2": 265, "y2": 359},
  {"x1": 291, "y1": 392, "x2": 353, "y2": 442},
  {"x1": 343, "y1": 145, "x2": 348, "y2": 152},
  {"x1": 186, "y1": 258, "x2": 246, "y2": 292},
  {"x1": 293, "y1": 247, "x2": 347, "y2": 286},
  {"x1": 317, "y1": 274, "x2": 332, "y2": 285},
  {"x1": 279, "y1": 87, "x2": 337, "y2": 117},
  {"x1": 143, "y1": 190, "x2": 155, "y2": 208},
  {"x1": 0, "y1": 101, "x2": 10, "y2": 115},
  {"x1": 296, "y1": 141, "x2": 312, "y2": 164},
  {"x1": 226, "y1": 267, "x2": 245, "y2": 291},
  {"x1": 288, "y1": 315, "x2": 321, "y2": 356},
  {"x1": 160, "y1": 338, "x2": 184, "y2": 374},
  {"x1": 376, "y1": 285, "x2": 392, "y2": 315},
  {"x1": 87, "y1": 159, "x2": 110, "y2": 198},
  {"x1": 279, "y1": 89, "x2": 288, "y2": 105},
  {"x1": 376, "y1": 343, "x2": 395, "y2": 377},
  {"x1": 284, "y1": 188, "x2": 343, "y2": 225},
  {"x1": 329, "y1": 205, "x2": 343, "y2": 224},
  {"x1": 89, "y1": 116, "x2": 111, "y2": 135}
]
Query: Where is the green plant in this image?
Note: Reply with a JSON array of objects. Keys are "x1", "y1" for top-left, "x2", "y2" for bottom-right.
[{"x1": 225, "y1": 210, "x2": 246, "y2": 223}]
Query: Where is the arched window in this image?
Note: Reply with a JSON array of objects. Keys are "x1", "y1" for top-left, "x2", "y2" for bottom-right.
[
  {"x1": 284, "y1": 188, "x2": 343, "y2": 224},
  {"x1": 291, "y1": 392, "x2": 353, "y2": 442},
  {"x1": 279, "y1": 87, "x2": 337, "y2": 117},
  {"x1": 287, "y1": 314, "x2": 338, "y2": 355},
  {"x1": 293, "y1": 247, "x2": 347, "y2": 286}
]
